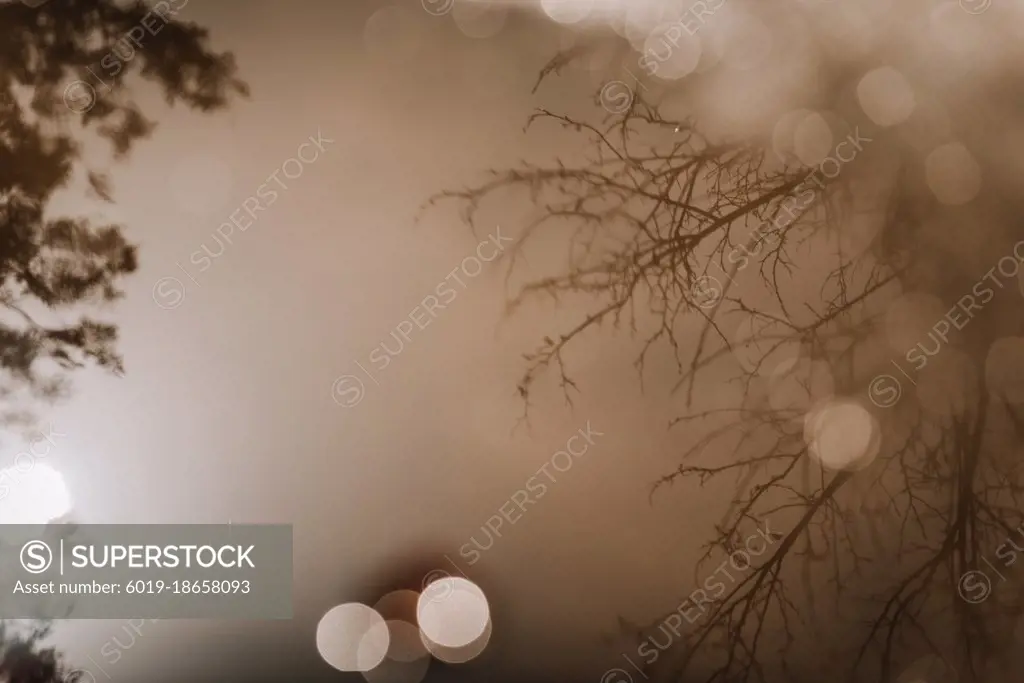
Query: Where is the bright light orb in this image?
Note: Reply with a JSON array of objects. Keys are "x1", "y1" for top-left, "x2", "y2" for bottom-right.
[
  {"x1": 540, "y1": 0, "x2": 593, "y2": 24},
  {"x1": 416, "y1": 577, "x2": 490, "y2": 649},
  {"x1": 316, "y1": 603, "x2": 390, "y2": 672},
  {"x1": 857, "y1": 66, "x2": 915, "y2": 127},
  {"x1": 420, "y1": 616, "x2": 493, "y2": 664},
  {"x1": 804, "y1": 399, "x2": 881, "y2": 472},
  {"x1": 0, "y1": 463, "x2": 71, "y2": 524}
]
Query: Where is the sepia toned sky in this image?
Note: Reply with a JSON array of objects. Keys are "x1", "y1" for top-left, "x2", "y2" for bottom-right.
[
  {"x1": 26, "y1": 1, "x2": 735, "y2": 681},
  {"x1": 5, "y1": 0, "x2": 1024, "y2": 680}
]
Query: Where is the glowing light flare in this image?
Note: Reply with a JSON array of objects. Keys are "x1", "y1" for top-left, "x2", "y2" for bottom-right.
[{"x1": 0, "y1": 463, "x2": 72, "y2": 524}]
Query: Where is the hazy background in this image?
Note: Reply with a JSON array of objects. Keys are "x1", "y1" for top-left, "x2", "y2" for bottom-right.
[{"x1": 15, "y1": 1, "x2": 732, "y2": 681}]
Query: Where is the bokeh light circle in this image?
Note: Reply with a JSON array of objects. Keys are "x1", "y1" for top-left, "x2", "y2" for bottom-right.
[
  {"x1": 374, "y1": 589, "x2": 420, "y2": 624},
  {"x1": 316, "y1": 603, "x2": 390, "y2": 672},
  {"x1": 642, "y1": 24, "x2": 701, "y2": 81},
  {"x1": 857, "y1": 66, "x2": 915, "y2": 127},
  {"x1": 804, "y1": 398, "x2": 881, "y2": 471},
  {"x1": 541, "y1": 0, "x2": 593, "y2": 25},
  {"x1": 421, "y1": 616, "x2": 493, "y2": 664},
  {"x1": 416, "y1": 577, "x2": 490, "y2": 649},
  {"x1": 382, "y1": 619, "x2": 429, "y2": 663}
]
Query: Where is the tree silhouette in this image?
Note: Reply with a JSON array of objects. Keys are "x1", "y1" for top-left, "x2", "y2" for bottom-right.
[
  {"x1": 430, "y1": 5, "x2": 1024, "y2": 682},
  {"x1": 0, "y1": 621, "x2": 77, "y2": 683},
  {"x1": 0, "y1": 0, "x2": 246, "y2": 431},
  {"x1": 0, "y1": 0, "x2": 244, "y2": 674}
]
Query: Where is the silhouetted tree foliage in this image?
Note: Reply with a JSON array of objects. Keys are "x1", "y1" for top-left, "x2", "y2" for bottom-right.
[
  {"x1": 0, "y1": 0, "x2": 244, "y2": 672},
  {"x1": 433, "y1": 5, "x2": 1024, "y2": 683},
  {"x1": 0, "y1": 0, "x2": 246, "y2": 427},
  {"x1": 0, "y1": 622, "x2": 79, "y2": 683}
]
